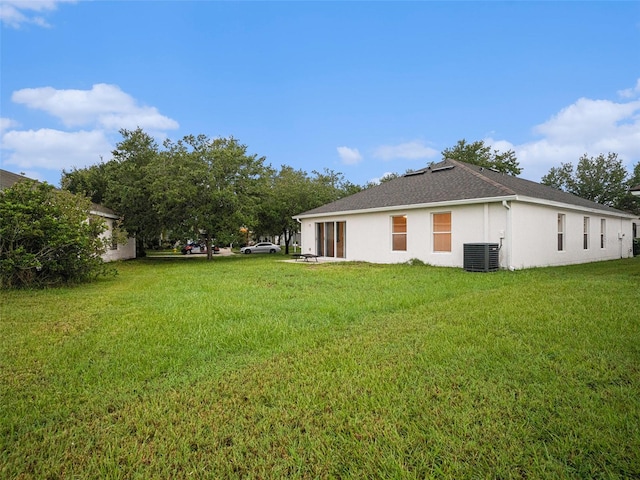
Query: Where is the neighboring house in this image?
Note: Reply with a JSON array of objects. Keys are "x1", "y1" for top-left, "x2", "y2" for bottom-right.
[
  {"x1": 294, "y1": 159, "x2": 637, "y2": 270},
  {"x1": 631, "y1": 184, "x2": 640, "y2": 197},
  {"x1": 0, "y1": 169, "x2": 135, "y2": 262}
]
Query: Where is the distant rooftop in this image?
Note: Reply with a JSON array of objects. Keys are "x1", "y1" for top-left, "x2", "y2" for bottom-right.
[
  {"x1": 0, "y1": 169, "x2": 31, "y2": 191},
  {"x1": 0, "y1": 169, "x2": 117, "y2": 216}
]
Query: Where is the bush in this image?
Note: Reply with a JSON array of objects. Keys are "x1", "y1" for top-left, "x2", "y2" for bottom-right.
[{"x1": 0, "y1": 180, "x2": 111, "y2": 288}]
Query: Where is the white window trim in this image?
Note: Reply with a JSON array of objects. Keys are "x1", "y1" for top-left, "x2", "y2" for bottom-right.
[
  {"x1": 432, "y1": 211, "x2": 452, "y2": 254},
  {"x1": 391, "y1": 215, "x2": 407, "y2": 252}
]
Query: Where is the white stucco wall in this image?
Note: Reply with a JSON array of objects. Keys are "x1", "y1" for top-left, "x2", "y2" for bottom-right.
[
  {"x1": 298, "y1": 199, "x2": 634, "y2": 269},
  {"x1": 93, "y1": 212, "x2": 136, "y2": 262},
  {"x1": 510, "y1": 202, "x2": 633, "y2": 269},
  {"x1": 299, "y1": 202, "x2": 508, "y2": 267},
  {"x1": 101, "y1": 236, "x2": 136, "y2": 262}
]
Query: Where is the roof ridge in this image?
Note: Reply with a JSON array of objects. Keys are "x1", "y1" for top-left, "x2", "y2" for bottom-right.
[{"x1": 446, "y1": 159, "x2": 517, "y2": 196}]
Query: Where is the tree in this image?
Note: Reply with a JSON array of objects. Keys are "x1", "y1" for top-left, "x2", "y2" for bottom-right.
[
  {"x1": 253, "y1": 167, "x2": 362, "y2": 254},
  {"x1": 442, "y1": 139, "x2": 522, "y2": 175},
  {"x1": 154, "y1": 135, "x2": 268, "y2": 260},
  {"x1": 310, "y1": 168, "x2": 358, "y2": 204},
  {"x1": 61, "y1": 130, "x2": 161, "y2": 256},
  {"x1": 0, "y1": 180, "x2": 109, "y2": 288},
  {"x1": 105, "y1": 128, "x2": 163, "y2": 256},
  {"x1": 254, "y1": 166, "x2": 314, "y2": 254},
  {"x1": 616, "y1": 161, "x2": 640, "y2": 215},
  {"x1": 629, "y1": 161, "x2": 640, "y2": 190},
  {"x1": 541, "y1": 153, "x2": 630, "y2": 209},
  {"x1": 61, "y1": 160, "x2": 111, "y2": 205}
]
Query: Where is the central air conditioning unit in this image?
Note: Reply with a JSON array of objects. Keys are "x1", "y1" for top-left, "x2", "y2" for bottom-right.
[{"x1": 463, "y1": 243, "x2": 500, "y2": 272}]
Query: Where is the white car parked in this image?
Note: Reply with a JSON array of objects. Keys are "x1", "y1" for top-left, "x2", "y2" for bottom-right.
[{"x1": 240, "y1": 242, "x2": 281, "y2": 254}]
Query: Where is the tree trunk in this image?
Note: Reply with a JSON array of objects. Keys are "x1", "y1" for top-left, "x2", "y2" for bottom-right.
[
  {"x1": 205, "y1": 233, "x2": 213, "y2": 261},
  {"x1": 136, "y1": 236, "x2": 146, "y2": 258},
  {"x1": 283, "y1": 229, "x2": 292, "y2": 254}
]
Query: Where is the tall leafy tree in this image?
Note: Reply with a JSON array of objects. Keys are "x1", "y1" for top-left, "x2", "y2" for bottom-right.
[
  {"x1": 61, "y1": 160, "x2": 112, "y2": 205},
  {"x1": 254, "y1": 167, "x2": 362, "y2": 254},
  {"x1": 310, "y1": 168, "x2": 359, "y2": 205},
  {"x1": 442, "y1": 139, "x2": 521, "y2": 175},
  {"x1": 616, "y1": 161, "x2": 640, "y2": 215},
  {"x1": 155, "y1": 135, "x2": 268, "y2": 260},
  {"x1": 541, "y1": 153, "x2": 630, "y2": 209},
  {"x1": 629, "y1": 161, "x2": 640, "y2": 190},
  {"x1": 105, "y1": 128, "x2": 162, "y2": 256},
  {"x1": 254, "y1": 166, "x2": 314, "y2": 254}
]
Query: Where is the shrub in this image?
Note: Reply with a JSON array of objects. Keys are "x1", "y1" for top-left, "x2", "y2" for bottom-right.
[
  {"x1": 406, "y1": 258, "x2": 427, "y2": 266},
  {"x1": 0, "y1": 180, "x2": 111, "y2": 288}
]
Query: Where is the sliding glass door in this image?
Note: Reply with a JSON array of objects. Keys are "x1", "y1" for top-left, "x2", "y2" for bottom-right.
[{"x1": 315, "y1": 221, "x2": 346, "y2": 258}]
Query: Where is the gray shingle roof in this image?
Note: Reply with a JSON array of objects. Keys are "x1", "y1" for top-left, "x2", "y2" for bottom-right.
[
  {"x1": 296, "y1": 159, "x2": 630, "y2": 217},
  {"x1": 0, "y1": 169, "x2": 117, "y2": 216},
  {"x1": 0, "y1": 169, "x2": 31, "y2": 190}
]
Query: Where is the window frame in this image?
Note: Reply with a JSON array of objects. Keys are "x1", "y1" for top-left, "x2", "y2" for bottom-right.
[
  {"x1": 600, "y1": 218, "x2": 606, "y2": 249},
  {"x1": 432, "y1": 212, "x2": 452, "y2": 253},
  {"x1": 391, "y1": 215, "x2": 407, "y2": 251},
  {"x1": 583, "y1": 216, "x2": 590, "y2": 250},
  {"x1": 557, "y1": 213, "x2": 566, "y2": 251}
]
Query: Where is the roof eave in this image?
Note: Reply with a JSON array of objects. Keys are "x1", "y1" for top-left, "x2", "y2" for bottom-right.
[
  {"x1": 294, "y1": 195, "x2": 518, "y2": 220},
  {"x1": 294, "y1": 194, "x2": 638, "y2": 220},
  {"x1": 515, "y1": 195, "x2": 638, "y2": 218}
]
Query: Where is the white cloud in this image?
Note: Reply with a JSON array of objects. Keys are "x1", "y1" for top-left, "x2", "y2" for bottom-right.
[
  {"x1": 1, "y1": 84, "x2": 179, "y2": 176},
  {"x1": 0, "y1": 117, "x2": 20, "y2": 135},
  {"x1": 2, "y1": 129, "x2": 112, "y2": 171},
  {"x1": 485, "y1": 81, "x2": 640, "y2": 181},
  {"x1": 373, "y1": 140, "x2": 438, "y2": 161},
  {"x1": 12, "y1": 84, "x2": 179, "y2": 131},
  {"x1": 367, "y1": 171, "x2": 396, "y2": 185},
  {"x1": 337, "y1": 146, "x2": 363, "y2": 165},
  {"x1": 618, "y1": 79, "x2": 640, "y2": 99},
  {"x1": 0, "y1": 0, "x2": 76, "y2": 28}
]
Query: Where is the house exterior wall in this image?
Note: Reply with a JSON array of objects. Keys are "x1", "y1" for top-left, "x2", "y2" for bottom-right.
[
  {"x1": 298, "y1": 200, "x2": 634, "y2": 269},
  {"x1": 101, "y1": 236, "x2": 136, "y2": 262},
  {"x1": 95, "y1": 214, "x2": 136, "y2": 262},
  {"x1": 509, "y1": 202, "x2": 634, "y2": 269},
  {"x1": 299, "y1": 203, "x2": 508, "y2": 267}
]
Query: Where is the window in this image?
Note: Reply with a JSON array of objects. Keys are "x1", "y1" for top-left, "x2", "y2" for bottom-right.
[
  {"x1": 600, "y1": 219, "x2": 606, "y2": 249},
  {"x1": 392, "y1": 215, "x2": 407, "y2": 251},
  {"x1": 583, "y1": 217, "x2": 590, "y2": 250},
  {"x1": 557, "y1": 214, "x2": 565, "y2": 251},
  {"x1": 433, "y1": 212, "x2": 451, "y2": 252}
]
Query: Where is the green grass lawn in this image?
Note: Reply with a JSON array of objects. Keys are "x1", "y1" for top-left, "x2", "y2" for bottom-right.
[{"x1": 2, "y1": 255, "x2": 639, "y2": 479}]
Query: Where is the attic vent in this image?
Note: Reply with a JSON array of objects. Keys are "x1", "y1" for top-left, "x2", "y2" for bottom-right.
[
  {"x1": 404, "y1": 169, "x2": 426, "y2": 177},
  {"x1": 431, "y1": 165, "x2": 455, "y2": 173}
]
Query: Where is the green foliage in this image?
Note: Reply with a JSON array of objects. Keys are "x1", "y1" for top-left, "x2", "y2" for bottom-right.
[
  {"x1": 442, "y1": 139, "x2": 522, "y2": 175},
  {"x1": 406, "y1": 257, "x2": 427, "y2": 266},
  {"x1": 154, "y1": 134, "x2": 269, "y2": 258},
  {"x1": 61, "y1": 161, "x2": 111, "y2": 205},
  {"x1": 0, "y1": 180, "x2": 110, "y2": 288},
  {"x1": 107, "y1": 128, "x2": 163, "y2": 256},
  {"x1": 1, "y1": 257, "x2": 639, "y2": 477},
  {"x1": 541, "y1": 153, "x2": 637, "y2": 212},
  {"x1": 61, "y1": 129, "x2": 367, "y2": 258},
  {"x1": 254, "y1": 166, "x2": 361, "y2": 253}
]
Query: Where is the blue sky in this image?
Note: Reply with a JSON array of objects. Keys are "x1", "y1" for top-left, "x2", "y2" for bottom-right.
[{"x1": 1, "y1": 1, "x2": 639, "y2": 188}]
